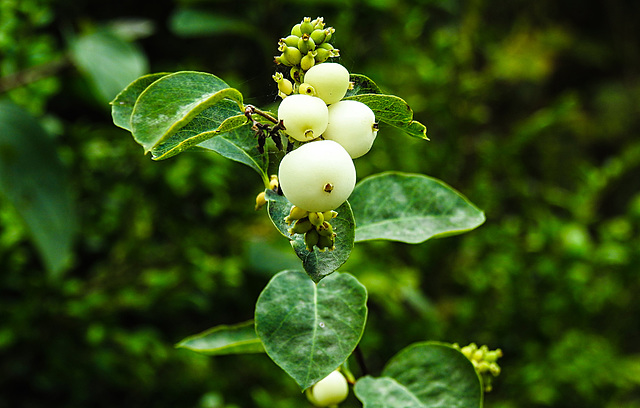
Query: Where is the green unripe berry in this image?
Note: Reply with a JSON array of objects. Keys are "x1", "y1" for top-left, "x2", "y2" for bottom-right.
[
  {"x1": 282, "y1": 35, "x2": 300, "y2": 47},
  {"x1": 290, "y1": 67, "x2": 303, "y2": 84},
  {"x1": 316, "y1": 234, "x2": 335, "y2": 251},
  {"x1": 312, "y1": 17, "x2": 325, "y2": 30},
  {"x1": 322, "y1": 210, "x2": 338, "y2": 220},
  {"x1": 314, "y1": 48, "x2": 331, "y2": 64},
  {"x1": 285, "y1": 205, "x2": 309, "y2": 224},
  {"x1": 308, "y1": 211, "x2": 324, "y2": 226},
  {"x1": 280, "y1": 45, "x2": 302, "y2": 66},
  {"x1": 306, "y1": 370, "x2": 349, "y2": 407},
  {"x1": 300, "y1": 17, "x2": 314, "y2": 35},
  {"x1": 304, "y1": 229, "x2": 320, "y2": 251},
  {"x1": 298, "y1": 83, "x2": 317, "y2": 96},
  {"x1": 324, "y1": 27, "x2": 335, "y2": 42},
  {"x1": 297, "y1": 35, "x2": 316, "y2": 54},
  {"x1": 300, "y1": 51, "x2": 316, "y2": 71},
  {"x1": 275, "y1": 54, "x2": 293, "y2": 66},
  {"x1": 277, "y1": 94, "x2": 328, "y2": 142},
  {"x1": 291, "y1": 23, "x2": 302, "y2": 37},
  {"x1": 317, "y1": 221, "x2": 334, "y2": 237},
  {"x1": 278, "y1": 140, "x2": 356, "y2": 212},
  {"x1": 303, "y1": 62, "x2": 350, "y2": 104},
  {"x1": 323, "y1": 100, "x2": 378, "y2": 158},
  {"x1": 290, "y1": 218, "x2": 312, "y2": 235},
  {"x1": 310, "y1": 29, "x2": 326, "y2": 45}
]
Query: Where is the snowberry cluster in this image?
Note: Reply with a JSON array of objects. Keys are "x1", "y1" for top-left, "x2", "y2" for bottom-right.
[{"x1": 269, "y1": 17, "x2": 379, "y2": 252}]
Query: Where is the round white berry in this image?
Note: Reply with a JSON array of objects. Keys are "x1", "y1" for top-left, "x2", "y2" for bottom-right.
[
  {"x1": 303, "y1": 63, "x2": 350, "y2": 105},
  {"x1": 323, "y1": 100, "x2": 378, "y2": 158},
  {"x1": 278, "y1": 94, "x2": 328, "y2": 141},
  {"x1": 306, "y1": 370, "x2": 349, "y2": 407},
  {"x1": 278, "y1": 140, "x2": 356, "y2": 213}
]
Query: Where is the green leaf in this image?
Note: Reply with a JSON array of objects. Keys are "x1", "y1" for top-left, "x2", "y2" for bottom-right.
[
  {"x1": 110, "y1": 72, "x2": 169, "y2": 131},
  {"x1": 354, "y1": 376, "x2": 424, "y2": 408},
  {"x1": 265, "y1": 190, "x2": 355, "y2": 282},
  {"x1": 255, "y1": 270, "x2": 367, "y2": 390},
  {"x1": 169, "y1": 9, "x2": 256, "y2": 38},
  {"x1": 195, "y1": 124, "x2": 268, "y2": 182},
  {"x1": 70, "y1": 30, "x2": 148, "y2": 104},
  {"x1": 345, "y1": 74, "x2": 382, "y2": 97},
  {"x1": 0, "y1": 100, "x2": 76, "y2": 277},
  {"x1": 150, "y1": 105, "x2": 248, "y2": 160},
  {"x1": 381, "y1": 341, "x2": 483, "y2": 408},
  {"x1": 130, "y1": 71, "x2": 244, "y2": 152},
  {"x1": 176, "y1": 320, "x2": 264, "y2": 355},
  {"x1": 344, "y1": 93, "x2": 428, "y2": 140},
  {"x1": 350, "y1": 172, "x2": 485, "y2": 243}
]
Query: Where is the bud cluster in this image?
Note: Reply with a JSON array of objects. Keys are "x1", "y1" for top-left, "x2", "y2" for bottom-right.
[
  {"x1": 275, "y1": 16, "x2": 340, "y2": 85},
  {"x1": 453, "y1": 343, "x2": 503, "y2": 392},
  {"x1": 285, "y1": 205, "x2": 339, "y2": 252}
]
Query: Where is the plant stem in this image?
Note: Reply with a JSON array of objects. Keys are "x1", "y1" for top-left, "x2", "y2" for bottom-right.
[
  {"x1": 354, "y1": 345, "x2": 369, "y2": 376},
  {"x1": 0, "y1": 55, "x2": 70, "y2": 94}
]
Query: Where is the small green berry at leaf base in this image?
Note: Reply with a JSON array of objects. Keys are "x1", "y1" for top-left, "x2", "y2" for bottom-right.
[
  {"x1": 303, "y1": 62, "x2": 350, "y2": 105},
  {"x1": 278, "y1": 140, "x2": 356, "y2": 213},
  {"x1": 323, "y1": 100, "x2": 378, "y2": 158},
  {"x1": 306, "y1": 370, "x2": 349, "y2": 407},
  {"x1": 277, "y1": 94, "x2": 328, "y2": 142}
]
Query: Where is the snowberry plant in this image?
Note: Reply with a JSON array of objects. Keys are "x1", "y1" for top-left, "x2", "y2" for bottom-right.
[{"x1": 111, "y1": 16, "x2": 500, "y2": 407}]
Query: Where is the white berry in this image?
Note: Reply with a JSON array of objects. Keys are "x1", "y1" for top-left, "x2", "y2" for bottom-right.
[
  {"x1": 278, "y1": 140, "x2": 356, "y2": 213},
  {"x1": 323, "y1": 100, "x2": 378, "y2": 158},
  {"x1": 278, "y1": 94, "x2": 328, "y2": 141},
  {"x1": 303, "y1": 63, "x2": 350, "y2": 105},
  {"x1": 306, "y1": 370, "x2": 349, "y2": 407}
]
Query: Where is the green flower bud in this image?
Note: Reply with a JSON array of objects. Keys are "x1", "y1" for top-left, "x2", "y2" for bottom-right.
[
  {"x1": 314, "y1": 48, "x2": 331, "y2": 64},
  {"x1": 291, "y1": 23, "x2": 302, "y2": 37},
  {"x1": 269, "y1": 175, "x2": 279, "y2": 190},
  {"x1": 275, "y1": 54, "x2": 293, "y2": 66},
  {"x1": 311, "y1": 17, "x2": 325, "y2": 30},
  {"x1": 308, "y1": 211, "x2": 324, "y2": 226},
  {"x1": 322, "y1": 210, "x2": 338, "y2": 220},
  {"x1": 290, "y1": 218, "x2": 313, "y2": 235},
  {"x1": 324, "y1": 27, "x2": 335, "y2": 42},
  {"x1": 255, "y1": 191, "x2": 267, "y2": 211},
  {"x1": 317, "y1": 221, "x2": 335, "y2": 237},
  {"x1": 300, "y1": 51, "x2": 316, "y2": 71},
  {"x1": 310, "y1": 29, "x2": 326, "y2": 45},
  {"x1": 300, "y1": 17, "x2": 314, "y2": 35},
  {"x1": 297, "y1": 35, "x2": 316, "y2": 54},
  {"x1": 304, "y1": 229, "x2": 320, "y2": 251},
  {"x1": 282, "y1": 35, "x2": 300, "y2": 47},
  {"x1": 281, "y1": 46, "x2": 302, "y2": 66},
  {"x1": 285, "y1": 205, "x2": 309, "y2": 224},
  {"x1": 298, "y1": 83, "x2": 317, "y2": 96},
  {"x1": 317, "y1": 234, "x2": 335, "y2": 251},
  {"x1": 290, "y1": 67, "x2": 303, "y2": 84}
]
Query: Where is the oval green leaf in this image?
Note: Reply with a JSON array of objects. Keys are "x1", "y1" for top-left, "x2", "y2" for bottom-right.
[
  {"x1": 255, "y1": 270, "x2": 367, "y2": 390},
  {"x1": 382, "y1": 341, "x2": 483, "y2": 408},
  {"x1": 350, "y1": 172, "x2": 485, "y2": 243},
  {"x1": 175, "y1": 320, "x2": 264, "y2": 355},
  {"x1": 70, "y1": 30, "x2": 149, "y2": 104},
  {"x1": 344, "y1": 93, "x2": 428, "y2": 140},
  {"x1": 265, "y1": 190, "x2": 355, "y2": 282},
  {"x1": 111, "y1": 72, "x2": 169, "y2": 131},
  {"x1": 130, "y1": 71, "x2": 244, "y2": 152},
  {"x1": 354, "y1": 376, "x2": 424, "y2": 408},
  {"x1": 345, "y1": 74, "x2": 382, "y2": 97},
  {"x1": 0, "y1": 100, "x2": 77, "y2": 277}
]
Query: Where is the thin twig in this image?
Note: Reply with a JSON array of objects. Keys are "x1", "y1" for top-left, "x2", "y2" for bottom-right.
[
  {"x1": 354, "y1": 345, "x2": 369, "y2": 376},
  {"x1": 0, "y1": 55, "x2": 70, "y2": 94}
]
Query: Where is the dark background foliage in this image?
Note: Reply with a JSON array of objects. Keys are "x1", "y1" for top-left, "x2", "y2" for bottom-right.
[{"x1": 1, "y1": 0, "x2": 639, "y2": 407}]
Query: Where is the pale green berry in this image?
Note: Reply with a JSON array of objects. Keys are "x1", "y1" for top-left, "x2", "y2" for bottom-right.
[
  {"x1": 303, "y1": 62, "x2": 350, "y2": 104},
  {"x1": 305, "y1": 370, "x2": 349, "y2": 407},
  {"x1": 323, "y1": 100, "x2": 378, "y2": 158},
  {"x1": 278, "y1": 140, "x2": 356, "y2": 212},
  {"x1": 278, "y1": 94, "x2": 328, "y2": 142}
]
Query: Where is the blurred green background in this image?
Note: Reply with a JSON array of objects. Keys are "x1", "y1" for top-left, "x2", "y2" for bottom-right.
[{"x1": 1, "y1": 0, "x2": 639, "y2": 407}]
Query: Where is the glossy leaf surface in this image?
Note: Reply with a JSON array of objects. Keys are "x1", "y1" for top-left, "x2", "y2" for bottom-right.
[
  {"x1": 382, "y1": 342, "x2": 483, "y2": 408},
  {"x1": 255, "y1": 270, "x2": 367, "y2": 390},
  {"x1": 345, "y1": 93, "x2": 427, "y2": 139},
  {"x1": 265, "y1": 190, "x2": 355, "y2": 282},
  {"x1": 176, "y1": 320, "x2": 264, "y2": 355},
  {"x1": 350, "y1": 172, "x2": 485, "y2": 243},
  {"x1": 354, "y1": 376, "x2": 423, "y2": 408},
  {"x1": 111, "y1": 72, "x2": 169, "y2": 131},
  {"x1": 130, "y1": 71, "x2": 244, "y2": 152}
]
